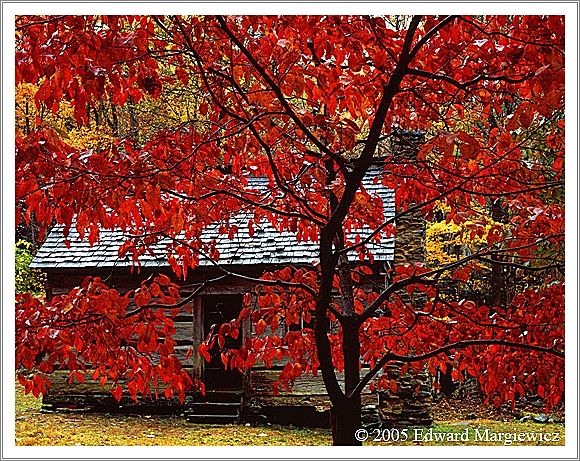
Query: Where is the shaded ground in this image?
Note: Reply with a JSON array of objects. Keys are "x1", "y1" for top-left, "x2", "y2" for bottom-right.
[
  {"x1": 15, "y1": 385, "x2": 564, "y2": 446},
  {"x1": 432, "y1": 391, "x2": 565, "y2": 423}
]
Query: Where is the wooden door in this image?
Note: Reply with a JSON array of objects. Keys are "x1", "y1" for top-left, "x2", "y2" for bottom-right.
[{"x1": 202, "y1": 295, "x2": 243, "y2": 390}]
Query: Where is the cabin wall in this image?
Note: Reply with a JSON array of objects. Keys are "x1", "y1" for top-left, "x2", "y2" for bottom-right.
[
  {"x1": 39, "y1": 268, "x2": 383, "y2": 426},
  {"x1": 39, "y1": 269, "x2": 346, "y2": 420},
  {"x1": 45, "y1": 269, "x2": 198, "y2": 370},
  {"x1": 42, "y1": 268, "x2": 199, "y2": 412},
  {"x1": 245, "y1": 369, "x2": 378, "y2": 427}
]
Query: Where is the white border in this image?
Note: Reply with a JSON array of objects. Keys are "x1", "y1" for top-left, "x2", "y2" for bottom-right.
[
  {"x1": 1, "y1": 1, "x2": 578, "y2": 15},
  {"x1": 2, "y1": 2, "x2": 578, "y2": 460}
]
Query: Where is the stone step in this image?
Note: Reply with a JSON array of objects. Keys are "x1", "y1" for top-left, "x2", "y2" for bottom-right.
[{"x1": 200, "y1": 390, "x2": 244, "y2": 403}]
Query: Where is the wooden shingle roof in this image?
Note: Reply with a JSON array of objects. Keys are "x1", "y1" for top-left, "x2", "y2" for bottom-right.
[{"x1": 31, "y1": 171, "x2": 396, "y2": 269}]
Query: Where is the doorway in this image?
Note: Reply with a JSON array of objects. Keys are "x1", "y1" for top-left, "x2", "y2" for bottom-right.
[{"x1": 202, "y1": 295, "x2": 243, "y2": 390}]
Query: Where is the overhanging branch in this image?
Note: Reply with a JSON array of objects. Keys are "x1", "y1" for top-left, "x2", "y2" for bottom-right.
[{"x1": 349, "y1": 339, "x2": 564, "y2": 398}]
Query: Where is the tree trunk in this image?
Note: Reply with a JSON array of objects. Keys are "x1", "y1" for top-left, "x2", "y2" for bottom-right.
[
  {"x1": 330, "y1": 397, "x2": 362, "y2": 446},
  {"x1": 439, "y1": 362, "x2": 456, "y2": 397},
  {"x1": 330, "y1": 319, "x2": 363, "y2": 445}
]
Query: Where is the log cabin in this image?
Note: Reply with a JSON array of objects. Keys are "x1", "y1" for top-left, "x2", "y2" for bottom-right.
[{"x1": 30, "y1": 132, "x2": 430, "y2": 427}]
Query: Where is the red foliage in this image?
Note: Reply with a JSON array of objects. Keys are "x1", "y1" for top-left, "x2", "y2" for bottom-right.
[
  {"x1": 16, "y1": 275, "x2": 196, "y2": 403},
  {"x1": 15, "y1": 15, "x2": 564, "y2": 415}
]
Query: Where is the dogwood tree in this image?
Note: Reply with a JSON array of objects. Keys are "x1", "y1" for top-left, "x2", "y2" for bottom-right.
[{"x1": 16, "y1": 15, "x2": 564, "y2": 445}]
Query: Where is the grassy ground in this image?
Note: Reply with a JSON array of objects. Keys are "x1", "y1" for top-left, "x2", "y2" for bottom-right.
[{"x1": 15, "y1": 385, "x2": 564, "y2": 446}]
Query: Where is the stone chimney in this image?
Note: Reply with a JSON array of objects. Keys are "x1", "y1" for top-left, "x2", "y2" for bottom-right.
[
  {"x1": 391, "y1": 131, "x2": 426, "y2": 269},
  {"x1": 378, "y1": 131, "x2": 434, "y2": 429}
]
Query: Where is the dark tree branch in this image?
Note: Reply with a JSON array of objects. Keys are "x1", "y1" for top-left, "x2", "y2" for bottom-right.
[
  {"x1": 161, "y1": 187, "x2": 324, "y2": 225},
  {"x1": 358, "y1": 232, "x2": 564, "y2": 321},
  {"x1": 172, "y1": 16, "x2": 326, "y2": 222},
  {"x1": 322, "y1": 15, "x2": 422, "y2": 244},
  {"x1": 16, "y1": 15, "x2": 66, "y2": 31},
  {"x1": 474, "y1": 256, "x2": 563, "y2": 272},
  {"x1": 124, "y1": 275, "x2": 228, "y2": 318},
  {"x1": 408, "y1": 16, "x2": 459, "y2": 62},
  {"x1": 216, "y1": 16, "x2": 341, "y2": 164},
  {"x1": 309, "y1": 16, "x2": 424, "y2": 405},
  {"x1": 349, "y1": 339, "x2": 564, "y2": 398},
  {"x1": 408, "y1": 67, "x2": 536, "y2": 91},
  {"x1": 458, "y1": 16, "x2": 565, "y2": 53},
  {"x1": 340, "y1": 132, "x2": 550, "y2": 257}
]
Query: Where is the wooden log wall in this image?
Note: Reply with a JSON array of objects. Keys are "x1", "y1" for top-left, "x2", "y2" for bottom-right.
[{"x1": 40, "y1": 267, "x2": 383, "y2": 426}]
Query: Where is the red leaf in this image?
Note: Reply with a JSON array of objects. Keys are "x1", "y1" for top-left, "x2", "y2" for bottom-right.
[
  {"x1": 156, "y1": 274, "x2": 171, "y2": 286},
  {"x1": 197, "y1": 343, "x2": 210, "y2": 362},
  {"x1": 111, "y1": 384, "x2": 123, "y2": 402},
  {"x1": 538, "y1": 384, "x2": 545, "y2": 398},
  {"x1": 255, "y1": 319, "x2": 267, "y2": 336},
  {"x1": 175, "y1": 67, "x2": 189, "y2": 85}
]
